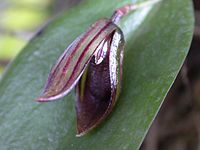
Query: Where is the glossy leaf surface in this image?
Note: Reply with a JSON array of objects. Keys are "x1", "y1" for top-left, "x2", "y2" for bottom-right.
[{"x1": 0, "y1": 0, "x2": 194, "y2": 149}]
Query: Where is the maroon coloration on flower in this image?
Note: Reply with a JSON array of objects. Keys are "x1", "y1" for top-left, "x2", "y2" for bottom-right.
[
  {"x1": 37, "y1": 18, "x2": 124, "y2": 136},
  {"x1": 37, "y1": 19, "x2": 117, "y2": 102},
  {"x1": 37, "y1": 0, "x2": 161, "y2": 136},
  {"x1": 76, "y1": 29, "x2": 124, "y2": 136}
]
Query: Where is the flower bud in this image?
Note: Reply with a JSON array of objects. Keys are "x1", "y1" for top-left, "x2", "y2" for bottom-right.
[{"x1": 37, "y1": 18, "x2": 124, "y2": 136}]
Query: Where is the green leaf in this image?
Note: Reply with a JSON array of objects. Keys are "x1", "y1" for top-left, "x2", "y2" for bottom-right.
[{"x1": 0, "y1": 0, "x2": 194, "y2": 149}]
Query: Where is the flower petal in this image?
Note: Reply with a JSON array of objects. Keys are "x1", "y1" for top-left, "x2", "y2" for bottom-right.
[
  {"x1": 37, "y1": 19, "x2": 118, "y2": 102},
  {"x1": 75, "y1": 28, "x2": 124, "y2": 137}
]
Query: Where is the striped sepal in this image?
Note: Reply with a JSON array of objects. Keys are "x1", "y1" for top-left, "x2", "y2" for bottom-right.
[{"x1": 37, "y1": 19, "x2": 118, "y2": 102}]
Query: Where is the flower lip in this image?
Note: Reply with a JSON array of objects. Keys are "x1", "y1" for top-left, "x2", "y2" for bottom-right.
[{"x1": 75, "y1": 28, "x2": 124, "y2": 136}]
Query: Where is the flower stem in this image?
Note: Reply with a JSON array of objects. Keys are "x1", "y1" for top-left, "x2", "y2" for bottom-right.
[{"x1": 111, "y1": 0, "x2": 162, "y2": 23}]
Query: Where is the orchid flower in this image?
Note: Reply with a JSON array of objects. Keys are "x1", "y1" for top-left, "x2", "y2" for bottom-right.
[{"x1": 37, "y1": 0, "x2": 161, "y2": 137}]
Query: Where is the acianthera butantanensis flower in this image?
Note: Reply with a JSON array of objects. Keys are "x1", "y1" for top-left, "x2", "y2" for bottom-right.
[{"x1": 37, "y1": 0, "x2": 161, "y2": 137}]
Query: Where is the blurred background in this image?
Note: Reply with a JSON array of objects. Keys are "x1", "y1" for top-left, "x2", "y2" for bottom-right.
[
  {"x1": 0, "y1": 0, "x2": 81, "y2": 75},
  {"x1": 0, "y1": 0, "x2": 199, "y2": 149}
]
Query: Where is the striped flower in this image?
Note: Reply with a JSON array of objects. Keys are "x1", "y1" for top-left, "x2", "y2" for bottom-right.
[
  {"x1": 37, "y1": 0, "x2": 161, "y2": 136},
  {"x1": 37, "y1": 19, "x2": 124, "y2": 136}
]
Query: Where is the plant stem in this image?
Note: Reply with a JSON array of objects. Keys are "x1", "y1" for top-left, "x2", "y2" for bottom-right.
[{"x1": 111, "y1": 0, "x2": 162, "y2": 23}]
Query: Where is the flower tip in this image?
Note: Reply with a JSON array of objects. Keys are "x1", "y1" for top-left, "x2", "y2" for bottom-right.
[
  {"x1": 76, "y1": 131, "x2": 87, "y2": 138},
  {"x1": 36, "y1": 92, "x2": 65, "y2": 102},
  {"x1": 36, "y1": 96, "x2": 52, "y2": 102},
  {"x1": 75, "y1": 133, "x2": 83, "y2": 138}
]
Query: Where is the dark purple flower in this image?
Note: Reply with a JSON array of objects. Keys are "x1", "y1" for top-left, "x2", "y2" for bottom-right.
[
  {"x1": 37, "y1": 18, "x2": 124, "y2": 136},
  {"x1": 37, "y1": 0, "x2": 161, "y2": 136}
]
